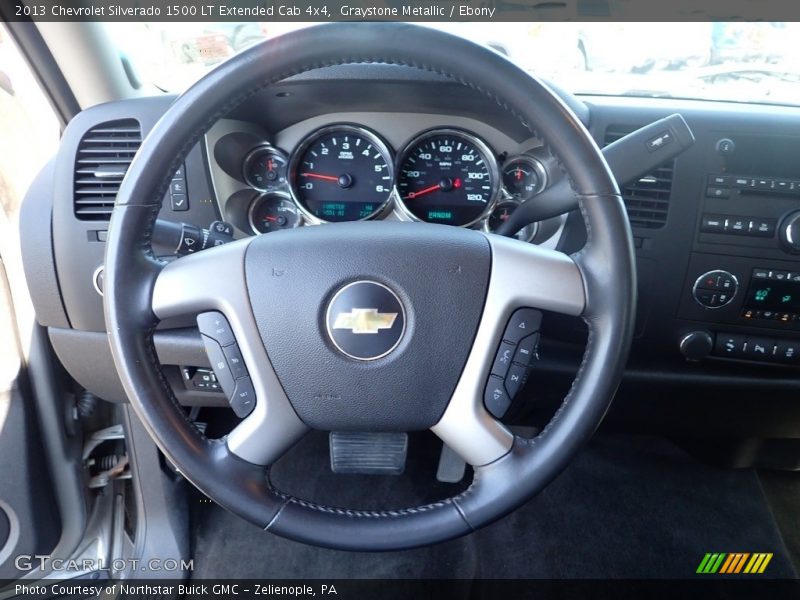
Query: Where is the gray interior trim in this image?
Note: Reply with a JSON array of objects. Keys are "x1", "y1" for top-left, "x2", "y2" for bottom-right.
[
  {"x1": 36, "y1": 22, "x2": 153, "y2": 108},
  {"x1": 22, "y1": 325, "x2": 87, "y2": 572},
  {"x1": 0, "y1": 498, "x2": 21, "y2": 569},
  {"x1": 18, "y1": 159, "x2": 70, "y2": 329}
]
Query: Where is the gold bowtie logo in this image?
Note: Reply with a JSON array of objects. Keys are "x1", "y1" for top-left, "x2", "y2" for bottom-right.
[{"x1": 333, "y1": 308, "x2": 398, "y2": 334}]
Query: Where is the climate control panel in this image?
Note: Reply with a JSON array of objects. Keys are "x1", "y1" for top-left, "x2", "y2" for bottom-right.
[{"x1": 692, "y1": 270, "x2": 738, "y2": 309}]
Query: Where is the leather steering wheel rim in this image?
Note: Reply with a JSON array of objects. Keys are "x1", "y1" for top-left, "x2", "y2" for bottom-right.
[{"x1": 104, "y1": 22, "x2": 636, "y2": 551}]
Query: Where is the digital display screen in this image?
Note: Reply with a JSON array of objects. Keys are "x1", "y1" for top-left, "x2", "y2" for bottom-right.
[
  {"x1": 744, "y1": 279, "x2": 800, "y2": 312},
  {"x1": 427, "y1": 210, "x2": 454, "y2": 222},
  {"x1": 723, "y1": 134, "x2": 800, "y2": 179}
]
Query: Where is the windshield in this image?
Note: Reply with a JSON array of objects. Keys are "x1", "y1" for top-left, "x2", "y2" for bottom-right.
[{"x1": 113, "y1": 22, "x2": 800, "y2": 106}]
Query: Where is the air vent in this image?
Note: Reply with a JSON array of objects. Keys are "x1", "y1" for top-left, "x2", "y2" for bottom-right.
[
  {"x1": 73, "y1": 119, "x2": 142, "y2": 220},
  {"x1": 604, "y1": 124, "x2": 674, "y2": 229}
]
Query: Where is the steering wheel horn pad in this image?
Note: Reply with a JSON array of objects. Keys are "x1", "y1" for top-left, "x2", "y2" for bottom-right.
[
  {"x1": 104, "y1": 23, "x2": 635, "y2": 551},
  {"x1": 245, "y1": 222, "x2": 490, "y2": 431}
]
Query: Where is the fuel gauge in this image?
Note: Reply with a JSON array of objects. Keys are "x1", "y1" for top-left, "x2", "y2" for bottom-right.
[
  {"x1": 502, "y1": 156, "x2": 546, "y2": 201},
  {"x1": 484, "y1": 201, "x2": 537, "y2": 242},
  {"x1": 243, "y1": 146, "x2": 288, "y2": 192},
  {"x1": 249, "y1": 192, "x2": 301, "y2": 234}
]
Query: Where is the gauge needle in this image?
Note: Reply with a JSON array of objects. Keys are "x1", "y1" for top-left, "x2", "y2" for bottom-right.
[
  {"x1": 404, "y1": 183, "x2": 441, "y2": 200},
  {"x1": 264, "y1": 216, "x2": 278, "y2": 222},
  {"x1": 300, "y1": 172, "x2": 339, "y2": 182}
]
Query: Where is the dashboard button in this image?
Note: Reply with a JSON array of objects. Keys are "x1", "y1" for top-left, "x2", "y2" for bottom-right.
[
  {"x1": 698, "y1": 272, "x2": 721, "y2": 290},
  {"x1": 170, "y1": 193, "x2": 188, "y2": 211},
  {"x1": 706, "y1": 186, "x2": 730, "y2": 199},
  {"x1": 745, "y1": 337, "x2": 775, "y2": 360},
  {"x1": 750, "y1": 219, "x2": 776, "y2": 237},
  {"x1": 733, "y1": 177, "x2": 751, "y2": 188},
  {"x1": 754, "y1": 178, "x2": 774, "y2": 190},
  {"x1": 700, "y1": 214, "x2": 726, "y2": 233},
  {"x1": 695, "y1": 289, "x2": 716, "y2": 307},
  {"x1": 775, "y1": 180, "x2": 791, "y2": 192},
  {"x1": 726, "y1": 218, "x2": 747, "y2": 234},
  {"x1": 774, "y1": 341, "x2": 800, "y2": 364},
  {"x1": 170, "y1": 179, "x2": 187, "y2": 195},
  {"x1": 484, "y1": 375, "x2": 511, "y2": 419},
  {"x1": 503, "y1": 308, "x2": 543, "y2": 343},
  {"x1": 717, "y1": 274, "x2": 736, "y2": 291},
  {"x1": 752, "y1": 268, "x2": 770, "y2": 280},
  {"x1": 491, "y1": 341, "x2": 516, "y2": 379},
  {"x1": 709, "y1": 175, "x2": 731, "y2": 186},
  {"x1": 712, "y1": 292, "x2": 733, "y2": 307},
  {"x1": 197, "y1": 311, "x2": 236, "y2": 347},
  {"x1": 714, "y1": 334, "x2": 746, "y2": 358}
]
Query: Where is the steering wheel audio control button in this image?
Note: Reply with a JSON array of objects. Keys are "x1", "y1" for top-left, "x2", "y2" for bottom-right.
[
  {"x1": 484, "y1": 375, "x2": 511, "y2": 419},
  {"x1": 514, "y1": 333, "x2": 541, "y2": 366},
  {"x1": 197, "y1": 311, "x2": 236, "y2": 346},
  {"x1": 505, "y1": 364, "x2": 529, "y2": 398},
  {"x1": 490, "y1": 341, "x2": 517, "y2": 378},
  {"x1": 503, "y1": 308, "x2": 543, "y2": 343}
]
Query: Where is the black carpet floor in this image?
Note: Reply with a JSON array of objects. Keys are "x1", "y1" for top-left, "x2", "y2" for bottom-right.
[{"x1": 190, "y1": 433, "x2": 798, "y2": 579}]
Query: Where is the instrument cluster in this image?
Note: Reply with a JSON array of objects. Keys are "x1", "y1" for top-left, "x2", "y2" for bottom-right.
[{"x1": 240, "y1": 123, "x2": 549, "y2": 239}]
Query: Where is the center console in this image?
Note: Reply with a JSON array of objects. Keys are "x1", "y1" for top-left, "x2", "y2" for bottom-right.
[{"x1": 679, "y1": 132, "x2": 800, "y2": 366}]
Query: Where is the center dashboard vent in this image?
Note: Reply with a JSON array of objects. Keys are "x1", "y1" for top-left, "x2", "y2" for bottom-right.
[
  {"x1": 603, "y1": 124, "x2": 674, "y2": 229},
  {"x1": 73, "y1": 119, "x2": 142, "y2": 220}
]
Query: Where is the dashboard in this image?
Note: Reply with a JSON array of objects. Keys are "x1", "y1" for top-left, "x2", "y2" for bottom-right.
[
  {"x1": 18, "y1": 63, "x2": 800, "y2": 439},
  {"x1": 206, "y1": 114, "x2": 555, "y2": 243}
]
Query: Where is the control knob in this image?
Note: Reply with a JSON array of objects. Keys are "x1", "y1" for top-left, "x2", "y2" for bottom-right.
[
  {"x1": 779, "y1": 210, "x2": 800, "y2": 254},
  {"x1": 679, "y1": 331, "x2": 714, "y2": 361}
]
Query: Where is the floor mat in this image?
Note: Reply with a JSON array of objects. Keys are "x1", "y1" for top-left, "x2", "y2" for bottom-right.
[{"x1": 190, "y1": 434, "x2": 797, "y2": 579}]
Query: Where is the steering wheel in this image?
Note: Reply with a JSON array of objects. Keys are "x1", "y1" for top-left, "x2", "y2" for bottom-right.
[{"x1": 105, "y1": 23, "x2": 635, "y2": 551}]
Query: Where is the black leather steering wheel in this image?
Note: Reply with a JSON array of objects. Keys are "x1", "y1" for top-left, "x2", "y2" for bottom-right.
[{"x1": 104, "y1": 22, "x2": 635, "y2": 551}]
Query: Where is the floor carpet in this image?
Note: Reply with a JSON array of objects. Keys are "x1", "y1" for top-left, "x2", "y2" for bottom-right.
[{"x1": 190, "y1": 433, "x2": 797, "y2": 579}]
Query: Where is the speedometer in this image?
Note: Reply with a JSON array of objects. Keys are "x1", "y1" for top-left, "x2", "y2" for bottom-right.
[
  {"x1": 289, "y1": 125, "x2": 394, "y2": 223},
  {"x1": 396, "y1": 129, "x2": 499, "y2": 227}
]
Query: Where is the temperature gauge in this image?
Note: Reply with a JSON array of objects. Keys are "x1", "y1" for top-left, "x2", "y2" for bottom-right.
[
  {"x1": 249, "y1": 192, "x2": 301, "y2": 234},
  {"x1": 243, "y1": 146, "x2": 288, "y2": 192},
  {"x1": 502, "y1": 156, "x2": 546, "y2": 201},
  {"x1": 484, "y1": 201, "x2": 537, "y2": 242}
]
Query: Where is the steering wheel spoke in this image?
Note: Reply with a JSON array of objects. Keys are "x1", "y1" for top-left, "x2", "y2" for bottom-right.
[
  {"x1": 432, "y1": 234, "x2": 586, "y2": 467},
  {"x1": 152, "y1": 239, "x2": 308, "y2": 466}
]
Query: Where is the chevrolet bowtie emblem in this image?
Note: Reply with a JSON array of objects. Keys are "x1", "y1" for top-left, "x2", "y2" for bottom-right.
[{"x1": 333, "y1": 308, "x2": 398, "y2": 334}]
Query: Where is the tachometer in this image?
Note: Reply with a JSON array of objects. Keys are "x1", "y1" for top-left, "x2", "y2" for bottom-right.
[
  {"x1": 289, "y1": 125, "x2": 394, "y2": 223},
  {"x1": 397, "y1": 129, "x2": 499, "y2": 227}
]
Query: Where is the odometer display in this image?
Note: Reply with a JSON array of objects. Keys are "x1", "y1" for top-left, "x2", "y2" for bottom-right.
[
  {"x1": 289, "y1": 125, "x2": 393, "y2": 223},
  {"x1": 397, "y1": 130, "x2": 498, "y2": 227}
]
